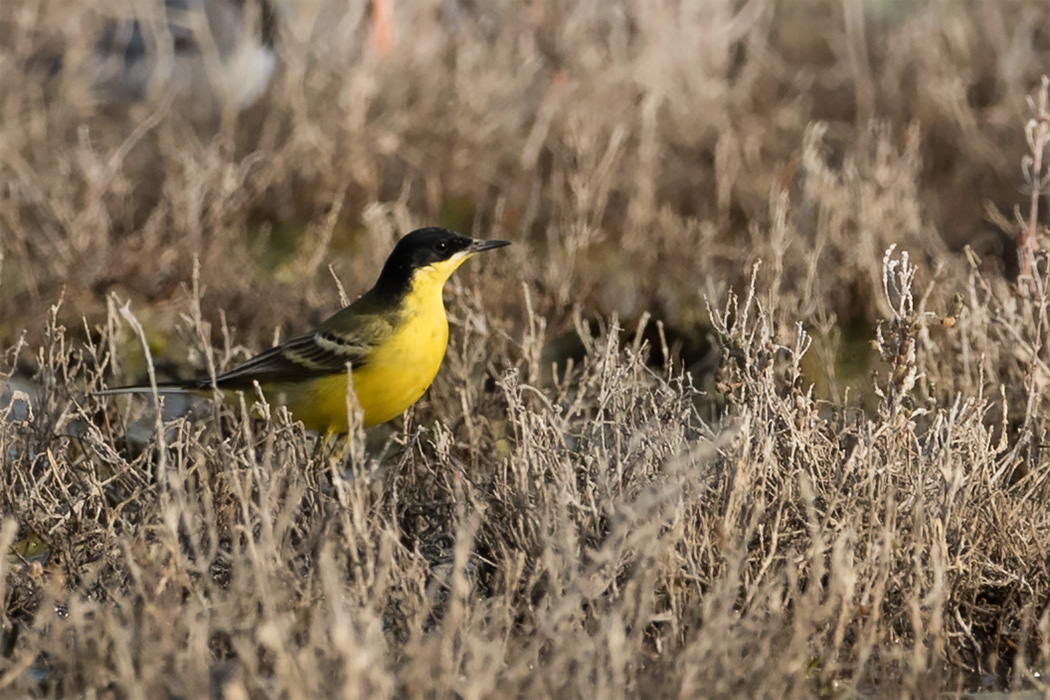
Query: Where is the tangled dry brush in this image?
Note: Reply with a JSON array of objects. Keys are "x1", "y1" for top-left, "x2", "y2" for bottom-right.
[{"x1": 4, "y1": 0, "x2": 1050, "y2": 697}]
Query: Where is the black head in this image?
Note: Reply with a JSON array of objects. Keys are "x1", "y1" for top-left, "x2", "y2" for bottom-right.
[{"x1": 373, "y1": 227, "x2": 510, "y2": 297}]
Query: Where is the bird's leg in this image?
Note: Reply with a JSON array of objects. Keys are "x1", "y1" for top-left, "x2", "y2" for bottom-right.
[{"x1": 309, "y1": 427, "x2": 338, "y2": 462}]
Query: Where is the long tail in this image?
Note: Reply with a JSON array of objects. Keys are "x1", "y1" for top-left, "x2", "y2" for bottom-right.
[{"x1": 94, "y1": 381, "x2": 202, "y2": 397}]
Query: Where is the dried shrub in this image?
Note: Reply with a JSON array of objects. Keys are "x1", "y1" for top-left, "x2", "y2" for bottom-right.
[{"x1": 4, "y1": 1, "x2": 1050, "y2": 698}]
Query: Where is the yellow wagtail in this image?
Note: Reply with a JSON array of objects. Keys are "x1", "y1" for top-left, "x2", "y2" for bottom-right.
[{"x1": 98, "y1": 227, "x2": 510, "y2": 433}]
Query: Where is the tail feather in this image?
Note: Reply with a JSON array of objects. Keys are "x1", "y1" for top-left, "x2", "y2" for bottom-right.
[{"x1": 94, "y1": 382, "x2": 201, "y2": 397}]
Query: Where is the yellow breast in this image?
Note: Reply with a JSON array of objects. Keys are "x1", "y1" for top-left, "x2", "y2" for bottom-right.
[
  {"x1": 277, "y1": 264, "x2": 455, "y2": 433},
  {"x1": 350, "y1": 290, "x2": 449, "y2": 428}
]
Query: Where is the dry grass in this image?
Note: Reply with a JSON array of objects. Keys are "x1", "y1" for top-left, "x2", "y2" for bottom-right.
[{"x1": 4, "y1": 0, "x2": 1050, "y2": 697}]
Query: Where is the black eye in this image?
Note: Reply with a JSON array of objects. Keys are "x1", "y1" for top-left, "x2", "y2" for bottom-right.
[{"x1": 435, "y1": 241, "x2": 448, "y2": 254}]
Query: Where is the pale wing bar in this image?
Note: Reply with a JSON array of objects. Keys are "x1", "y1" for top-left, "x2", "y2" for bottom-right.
[{"x1": 202, "y1": 330, "x2": 374, "y2": 388}]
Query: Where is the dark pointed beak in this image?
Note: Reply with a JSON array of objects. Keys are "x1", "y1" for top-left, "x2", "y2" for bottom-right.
[{"x1": 468, "y1": 239, "x2": 511, "y2": 253}]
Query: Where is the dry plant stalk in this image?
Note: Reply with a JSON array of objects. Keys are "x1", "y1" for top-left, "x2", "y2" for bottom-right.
[
  {"x1": 6, "y1": 1, "x2": 1050, "y2": 698},
  {"x1": 1021, "y1": 75, "x2": 1050, "y2": 278}
]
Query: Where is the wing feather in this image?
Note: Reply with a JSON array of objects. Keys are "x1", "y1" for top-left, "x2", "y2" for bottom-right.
[{"x1": 205, "y1": 311, "x2": 393, "y2": 389}]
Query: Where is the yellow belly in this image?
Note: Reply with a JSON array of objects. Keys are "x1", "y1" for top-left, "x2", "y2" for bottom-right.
[{"x1": 267, "y1": 298, "x2": 449, "y2": 433}]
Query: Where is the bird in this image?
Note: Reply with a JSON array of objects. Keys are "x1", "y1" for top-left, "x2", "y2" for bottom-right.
[
  {"x1": 23, "y1": 0, "x2": 277, "y2": 118},
  {"x1": 93, "y1": 0, "x2": 278, "y2": 115},
  {"x1": 97, "y1": 227, "x2": 511, "y2": 434}
]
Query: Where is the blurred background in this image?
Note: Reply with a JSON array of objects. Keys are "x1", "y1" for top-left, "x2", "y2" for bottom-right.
[
  {"x1": 6, "y1": 5, "x2": 1050, "y2": 694},
  {"x1": 0, "y1": 0, "x2": 1043, "y2": 397}
]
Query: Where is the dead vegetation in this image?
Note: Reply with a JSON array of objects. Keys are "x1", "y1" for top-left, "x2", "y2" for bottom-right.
[{"x1": 4, "y1": 0, "x2": 1050, "y2": 697}]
